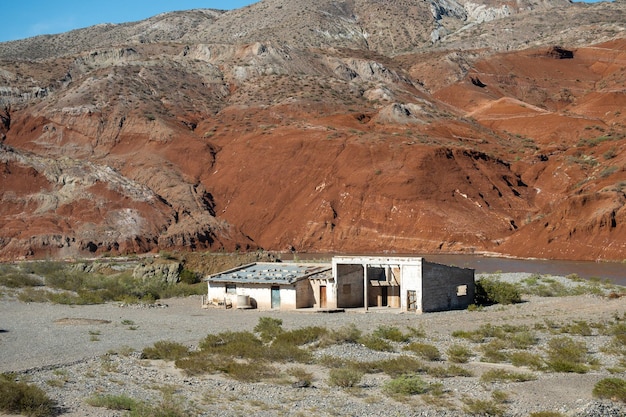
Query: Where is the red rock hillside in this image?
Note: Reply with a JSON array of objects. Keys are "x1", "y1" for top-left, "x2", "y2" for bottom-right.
[{"x1": 0, "y1": 0, "x2": 624, "y2": 261}]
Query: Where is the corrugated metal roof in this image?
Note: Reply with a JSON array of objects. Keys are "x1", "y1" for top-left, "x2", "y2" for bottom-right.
[{"x1": 208, "y1": 262, "x2": 332, "y2": 285}]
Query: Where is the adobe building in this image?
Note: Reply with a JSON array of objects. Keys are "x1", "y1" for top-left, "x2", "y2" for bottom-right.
[
  {"x1": 332, "y1": 256, "x2": 475, "y2": 313},
  {"x1": 204, "y1": 256, "x2": 475, "y2": 313}
]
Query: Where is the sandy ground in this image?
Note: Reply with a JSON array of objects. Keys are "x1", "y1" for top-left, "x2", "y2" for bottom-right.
[{"x1": 1, "y1": 292, "x2": 626, "y2": 416}]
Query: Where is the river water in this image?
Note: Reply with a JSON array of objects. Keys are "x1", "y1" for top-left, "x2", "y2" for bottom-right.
[{"x1": 281, "y1": 253, "x2": 626, "y2": 286}]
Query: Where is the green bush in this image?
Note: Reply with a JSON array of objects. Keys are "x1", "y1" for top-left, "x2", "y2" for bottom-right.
[
  {"x1": 358, "y1": 335, "x2": 393, "y2": 352},
  {"x1": 199, "y1": 331, "x2": 264, "y2": 359},
  {"x1": 141, "y1": 341, "x2": 189, "y2": 360},
  {"x1": 475, "y1": 277, "x2": 521, "y2": 305},
  {"x1": 377, "y1": 356, "x2": 425, "y2": 377},
  {"x1": 288, "y1": 367, "x2": 314, "y2": 387},
  {"x1": 265, "y1": 340, "x2": 312, "y2": 363},
  {"x1": 463, "y1": 397, "x2": 506, "y2": 416},
  {"x1": 545, "y1": 336, "x2": 589, "y2": 373},
  {"x1": 0, "y1": 273, "x2": 43, "y2": 288},
  {"x1": 480, "y1": 369, "x2": 536, "y2": 383},
  {"x1": 178, "y1": 269, "x2": 200, "y2": 284},
  {"x1": 425, "y1": 364, "x2": 473, "y2": 378},
  {"x1": 452, "y1": 329, "x2": 486, "y2": 343},
  {"x1": 328, "y1": 368, "x2": 363, "y2": 388},
  {"x1": 509, "y1": 351, "x2": 545, "y2": 371},
  {"x1": 372, "y1": 325, "x2": 410, "y2": 342},
  {"x1": 560, "y1": 320, "x2": 593, "y2": 336},
  {"x1": 0, "y1": 374, "x2": 56, "y2": 417},
  {"x1": 592, "y1": 377, "x2": 626, "y2": 402},
  {"x1": 86, "y1": 394, "x2": 138, "y2": 410},
  {"x1": 326, "y1": 324, "x2": 362, "y2": 344},
  {"x1": 480, "y1": 340, "x2": 509, "y2": 363},
  {"x1": 447, "y1": 344, "x2": 473, "y2": 363},
  {"x1": 404, "y1": 342, "x2": 441, "y2": 361},
  {"x1": 274, "y1": 326, "x2": 327, "y2": 346},
  {"x1": 383, "y1": 374, "x2": 430, "y2": 396},
  {"x1": 254, "y1": 317, "x2": 283, "y2": 342}
]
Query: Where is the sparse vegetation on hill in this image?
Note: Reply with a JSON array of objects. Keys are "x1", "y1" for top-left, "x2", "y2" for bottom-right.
[{"x1": 0, "y1": 1, "x2": 624, "y2": 261}]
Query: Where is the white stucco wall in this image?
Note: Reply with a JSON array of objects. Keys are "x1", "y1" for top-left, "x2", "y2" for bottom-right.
[
  {"x1": 207, "y1": 282, "x2": 298, "y2": 310},
  {"x1": 401, "y1": 263, "x2": 423, "y2": 311}
]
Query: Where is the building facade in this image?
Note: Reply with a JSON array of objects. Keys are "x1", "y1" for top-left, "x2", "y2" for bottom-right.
[{"x1": 205, "y1": 256, "x2": 474, "y2": 312}]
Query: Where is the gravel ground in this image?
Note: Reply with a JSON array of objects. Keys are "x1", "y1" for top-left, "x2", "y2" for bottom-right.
[{"x1": 1, "y1": 273, "x2": 626, "y2": 416}]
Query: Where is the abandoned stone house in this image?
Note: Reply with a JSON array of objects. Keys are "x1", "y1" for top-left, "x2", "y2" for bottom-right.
[{"x1": 204, "y1": 256, "x2": 475, "y2": 313}]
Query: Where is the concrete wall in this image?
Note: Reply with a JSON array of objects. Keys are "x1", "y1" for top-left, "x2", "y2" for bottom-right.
[
  {"x1": 207, "y1": 282, "x2": 298, "y2": 310},
  {"x1": 295, "y1": 279, "x2": 315, "y2": 308},
  {"x1": 335, "y1": 264, "x2": 364, "y2": 308},
  {"x1": 309, "y1": 278, "x2": 337, "y2": 309},
  {"x1": 401, "y1": 263, "x2": 422, "y2": 311},
  {"x1": 420, "y1": 261, "x2": 475, "y2": 312}
]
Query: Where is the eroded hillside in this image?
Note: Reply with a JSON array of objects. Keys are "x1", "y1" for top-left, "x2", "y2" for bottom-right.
[{"x1": 0, "y1": 0, "x2": 624, "y2": 260}]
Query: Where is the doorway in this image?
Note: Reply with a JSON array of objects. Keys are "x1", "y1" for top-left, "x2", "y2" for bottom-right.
[
  {"x1": 320, "y1": 285, "x2": 327, "y2": 308},
  {"x1": 271, "y1": 286, "x2": 280, "y2": 309},
  {"x1": 381, "y1": 286, "x2": 388, "y2": 307},
  {"x1": 407, "y1": 290, "x2": 417, "y2": 311}
]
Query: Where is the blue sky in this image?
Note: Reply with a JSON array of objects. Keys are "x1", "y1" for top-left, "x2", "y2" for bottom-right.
[
  {"x1": 0, "y1": 0, "x2": 608, "y2": 43},
  {"x1": 0, "y1": 1, "x2": 258, "y2": 42}
]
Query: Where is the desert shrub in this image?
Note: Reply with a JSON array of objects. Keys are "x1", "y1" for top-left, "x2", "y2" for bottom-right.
[
  {"x1": 328, "y1": 368, "x2": 363, "y2": 388},
  {"x1": 175, "y1": 353, "x2": 223, "y2": 376},
  {"x1": 529, "y1": 412, "x2": 565, "y2": 417},
  {"x1": 480, "y1": 340, "x2": 509, "y2": 363},
  {"x1": 404, "y1": 342, "x2": 441, "y2": 361},
  {"x1": 406, "y1": 326, "x2": 426, "y2": 338},
  {"x1": 425, "y1": 364, "x2": 473, "y2": 378},
  {"x1": 509, "y1": 330, "x2": 538, "y2": 349},
  {"x1": 509, "y1": 351, "x2": 545, "y2": 371},
  {"x1": 288, "y1": 367, "x2": 314, "y2": 387},
  {"x1": 0, "y1": 273, "x2": 43, "y2": 288},
  {"x1": 463, "y1": 398, "x2": 506, "y2": 416},
  {"x1": 0, "y1": 374, "x2": 56, "y2": 417},
  {"x1": 560, "y1": 320, "x2": 593, "y2": 336},
  {"x1": 378, "y1": 356, "x2": 425, "y2": 377},
  {"x1": 176, "y1": 353, "x2": 275, "y2": 381},
  {"x1": 373, "y1": 325, "x2": 410, "y2": 342},
  {"x1": 358, "y1": 335, "x2": 394, "y2": 352},
  {"x1": 43, "y1": 269, "x2": 85, "y2": 292},
  {"x1": 157, "y1": 282, "x2": 206, "y2": 298},
  {"x1": 316, "y1": 355, "x2": 351, "y2": 369},
  {"x1": 592, "y1": 377, "x2": 626, "y2": 402},
  {"x1": 126, "y1": 394, "x2": 188, "y2": 417},
  {"x1": 480, "y1": 369, "x2": 536, "y2": 383},
  {"x1": 221, "y1": 360, "x2": 277, "y2": 382},
  {"x1": 254, "y1": 317, "x2": 283, "y2": 342},
  {"x1": 178, "y1": 269, "x2": 199, "y2": 284},
  {"x1": 603, "y1": 323, "x2": 626, "y2": 353},
  {"x1": 327, "y1": 324, "x2": 362, "y2": 344},
  {"x1": 141, "y1": 341, "x2": 189, "y2": 360},
  {"x1": 452, "y1": 330, "x2": 485, "y2": 343},
  {"x1": 265, "y1": 340, "x2": 312, "y2": 363},
  {"x1": 447, "y1": 344, "x2": 473, "y2": 363},
  {"x1": 274, "y1": 326, "x2": 327, "y2": 346},
  {"x1": 17, "y1": 288, "x2": 52, "y2": 303},
  {"x1": 86, "y1": 394, "x2": 138, "y2": 410},
  {"x1": 545, "y1": 336, "x2": 589, "y2": 373},
  {"x1": 475, "y1": 277, "x2": 521, "y2": 305},
  {"x1": 383, "y1": 374, "x2": 431, "y2": 396},
  {"x1": 199, "y1": 331, "x2": 264, "y2": 359}
]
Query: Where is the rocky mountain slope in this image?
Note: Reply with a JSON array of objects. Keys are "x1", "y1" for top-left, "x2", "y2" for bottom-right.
[{"x1": 0, "y1": 0, "x2": 625, "y2": 261}]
